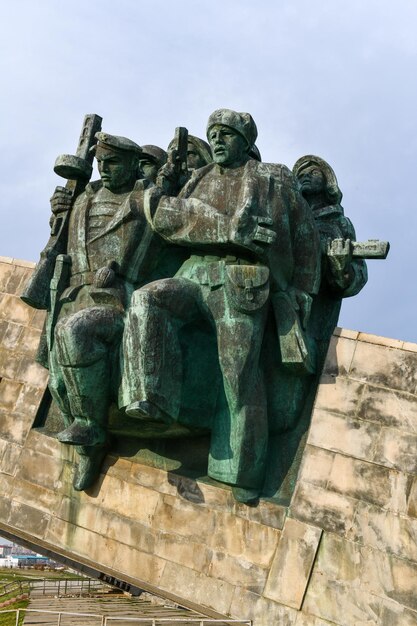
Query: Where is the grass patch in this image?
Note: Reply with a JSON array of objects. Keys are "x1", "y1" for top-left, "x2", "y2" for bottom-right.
[{"x1": 0, "y1": 599, "x2": 29, "y2": 626}]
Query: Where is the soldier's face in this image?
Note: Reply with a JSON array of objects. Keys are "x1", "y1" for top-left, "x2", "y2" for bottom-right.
[
  {"x1": 96, "y1": 150, "x2": 135, "y2": 192},
  {"x1": 138, "y1": 158, "x2": 158, "y2": 183},
  {"x1": 187, "y1": 143, "x2": 206, "y2": 170},
  {"x1": 297, "y1": 165, "x2": 325, "y2": 196},
  {"x1": 208, "y1": 125, "x2": 248, "y2": 167}
]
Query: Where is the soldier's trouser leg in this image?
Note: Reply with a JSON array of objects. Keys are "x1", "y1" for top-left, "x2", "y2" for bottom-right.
[
  {"x1": 48, "y1": 346, "x2": 72, "y2": 427},
  {"x1": 54, "y1": 306, "x2": 124, "y2": 446},
  {"x1": 208, "y1": 303, "x2": 269, "y2": 492},
  {"x1": 120, "y1": 278, "x2": 203, "y2": 421}
]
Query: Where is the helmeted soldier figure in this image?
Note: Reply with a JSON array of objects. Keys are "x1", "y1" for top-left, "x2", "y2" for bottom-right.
[{"x1": 293, "y1": 154, "x2": 368, "y2": 366}]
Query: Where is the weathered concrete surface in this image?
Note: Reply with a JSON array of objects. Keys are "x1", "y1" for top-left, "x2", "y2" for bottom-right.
[{"x1": 1, "y1": 256, "x2": 417, "y2": 626}]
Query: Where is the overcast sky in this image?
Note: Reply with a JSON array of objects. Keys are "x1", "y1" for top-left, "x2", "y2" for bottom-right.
[{"x1": 0, "y1": 0, "x2": 416, "y2": 342}]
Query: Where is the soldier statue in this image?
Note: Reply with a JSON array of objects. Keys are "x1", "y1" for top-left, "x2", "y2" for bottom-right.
[
  {"x1": 293, "y1": 155, "x2": 368, "y2": 368},
  {"x1": 120, "y1": 109, "x2": 321, "y2": 503},
  {"x1": 24, "y1": 131, "x2": 184, "y2": 491}
]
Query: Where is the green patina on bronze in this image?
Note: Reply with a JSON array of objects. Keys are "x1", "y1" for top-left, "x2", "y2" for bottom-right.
[{"x1": 22, "y1": 112, "x2": 389, "y2": 504}]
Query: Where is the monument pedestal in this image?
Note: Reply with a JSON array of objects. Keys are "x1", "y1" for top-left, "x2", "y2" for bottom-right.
[{"x1": 0, "y1": 256, "x2": 416, "y2": 626}]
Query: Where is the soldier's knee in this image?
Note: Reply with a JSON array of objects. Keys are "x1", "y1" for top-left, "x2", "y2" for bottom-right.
[
  {"x1": 55, "y1": 312, "x2": 107, "y2": 366},
  {"x1": 131, "y1": 279, "x2": 178, "y2": 309}
]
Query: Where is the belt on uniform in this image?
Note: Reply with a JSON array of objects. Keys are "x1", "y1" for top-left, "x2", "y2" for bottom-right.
[
  {"x1": 189, "y1": 254, "x2": 253, "y2": 265},
  {"x1": 69, "y1": 272, "x2": 96, "y2": 287},
  {"x1": 69, "y1": 272, "x2": 136, "y2": 290}
]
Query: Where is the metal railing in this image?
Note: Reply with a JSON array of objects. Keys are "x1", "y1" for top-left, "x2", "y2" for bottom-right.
[
  {"x1": 0, "y1": 577, "x2": 109, "y2": 598},
  {"x1": 0, "y1": 608, "x2": 252, "y2": 626}
]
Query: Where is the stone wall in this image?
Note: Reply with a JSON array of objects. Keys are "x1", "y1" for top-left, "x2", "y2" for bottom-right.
[{"x1": 0, "y1": 256, "x2": 416, "y2": 626}]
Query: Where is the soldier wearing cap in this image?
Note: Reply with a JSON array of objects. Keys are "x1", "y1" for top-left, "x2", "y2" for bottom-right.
[
  {"x1": 167, "y1": 134, "x2": 213, "y2": 172},
  {"x1": 47, "y1": 132, "x2": 177, "y2": 490},
  {"x1": 138, "y1": 145, "x2": 167, "y2": 183},
  {"x1": 293, "y1": 154, "x2": 367, "y2": 364},
  {"x1": 120, "y1": 109, "x2": 320, "y2": 503}
]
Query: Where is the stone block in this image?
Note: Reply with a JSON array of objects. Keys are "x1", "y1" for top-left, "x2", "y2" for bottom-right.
[
  {"x1": 101, "y1": 455, "x2": 135, "y2": 484},
  {"x1": 4, "y1": 265, "x2": 33, "y2": 296},
  {"x1": 308, "y1": 409, "x2": 377, "y2": 461},
  {"x1": 17, "y1": 326, "x2": 42, "y2": 356},
  {"x1": 358, "y1": 385, "x2": 417, "y2": 433},
  {"x1": 403, "y1": 341, "x2": 417, "y2": 354},
  {"x1": 333, "y1": 327, "x2": 359, "y2": 340},
  {"x1": 302, "y1": 573, "x2": 382, "y2": 625},
  {"x1": 328, "y1": 455, "x2": 412, "y2": 514},
  {"x1": 0, "y1": 294, "x2": 33, "y2": 326},
  {"x1": 233, "y1": 497, "x2": 287, "y2": 530},
  {"x1": 16, "y1": 358, "x2": 48, "y2": 387},
  {"x1": 14, "y1": 384, "x2": 45, "y2": 415},
  {"x1": 17, "y1": 447, "x2": 64, "y2": 490},
  {"x1": 30, "y1": 309, "x2": 46, "y2": 330},
  {"x1": 297, "y1": 445, "x2": 335, "y2": 488},
  {"x1": 0, "y1": 442, "x2": 22, "y2": 476},
  {"x1": 316, "y1": 531, "x2": 417, "y2": 613},
  {"x1": 208, "y1": 552, "x2": 268, "y2": 594},
  {"x1": 210, "y1": 510, "x2": 280, "y2": 568},
  {"x1": 154, "y1": 496, "x2": 216, "y2": 543},
  {"x1": 103, "y1": 513, "x2": 157, "y2": 555},
  {"x1": 379, "y1": 603, "x2": 417, "y2": 626},
  {"x1": 98, "y1": 473, "x2": 160, "y2": 526},
  {"x1": 12, "y1": 258, "x2": 35, "y2": 269},
  {"x1": 24, "y1": 430, "x2": 61, "y2": 457},
  {"x1": 295, "y1": 614, "x2": 339, "y2": 625},
  {"x1": 112, "y1": 542, "x2": 167, "y2": 587},
  {"x1": 0, "y1": 263, "x2": 14, "y2": 292},
  {"x1": 0, "y1": 379, "x2": 24, "y2": 411},
  {"x1": 0, "y1": 322, "x2": 23, "y2": 350},
  {"x1": 0, "y1": 409, "x2": 33, "y2": 444},
  {"x1": 409, "y1": 478, "x2": 417, "y2": 518},
  {"x1": 160, "y1": 561, "x2": 235, "y2": 616},
  {"x1": 321, "y1": 335, "x2": 357, "y2": 378},
  {"x1": 0, "y1": 495, "x2": 12, "y2": 522},
  {"x1": 46, "y1": 515, "x2": 120, "y2": 570},
  {"x1": 154, "y1": 530, "x2": 211, "y2": 573},
  {"x1": 314, "y1": 377, "x2": 364, "y2": 416},
  {"x1": 357, "y1": 332, "x2": 405, "y2": 350},
  {"x1": 290, "y1": 481, "x2": 357, "y2": 535},
  {"x1": 373, "y1": 427, "x2": 417, "y2": 474},
  {"x1": 11, "y1": 477, "x2": 62, "y2": 516},
  {"x1": 264, "y1": 517, "x2": 322, "y2": 609},
  {"x1": 230, "y1": 587, "x2": 298, "y2": 626},
  {"x1": 350, "y1": 341, "x2": 417, "y2": 395},
  {"x1": 0, "y1": 349, "x2": 22, "y2": 380},
  {"x1": 362, "y1": 548, "x2": 417, "y2": 612},
  {"x1": 350, "y1": 501, "x2": 417, "y2": 562},
  {"x1": 8, "y1": 500, "x2": 50, "y2": 540}
]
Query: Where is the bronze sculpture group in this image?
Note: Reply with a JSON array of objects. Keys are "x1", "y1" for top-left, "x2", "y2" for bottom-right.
[{"x1": 22, "y1": 111, "x2": 388, "y2": 503}]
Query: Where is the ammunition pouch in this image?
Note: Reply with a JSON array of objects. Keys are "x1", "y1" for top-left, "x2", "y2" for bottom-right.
[{"x1": 225, "y1": 265, "x2": 270, "y2": 313}]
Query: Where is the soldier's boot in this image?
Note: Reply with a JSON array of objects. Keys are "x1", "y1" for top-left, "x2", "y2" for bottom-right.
[
  {"x1": 125, "y1": 400, "x2": 173, "y2": 424},
  {"x1": 73, "y1": 443, "x2": 110, "y2": 492},
  {"x1": 56, "y1": 360, "x2": 110, "y2": 447}
]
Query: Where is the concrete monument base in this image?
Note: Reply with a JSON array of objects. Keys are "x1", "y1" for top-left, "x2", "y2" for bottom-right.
[{"x1": 0, "y1": 256, "x2": 416, "y2": 626}]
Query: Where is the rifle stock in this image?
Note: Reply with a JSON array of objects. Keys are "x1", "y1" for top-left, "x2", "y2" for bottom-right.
[{"x1": 21, "y1": 114, "x2": 102, "y2": 310}]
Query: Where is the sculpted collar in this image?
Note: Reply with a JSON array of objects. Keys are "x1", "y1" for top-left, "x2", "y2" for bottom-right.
[{"x1": 313, "y1": 204, "x2": 344, "y2": 219}]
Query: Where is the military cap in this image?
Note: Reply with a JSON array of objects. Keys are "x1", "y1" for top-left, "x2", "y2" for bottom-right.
[
  {"x1": 167, "y1": 135, "x2": 213, "y2": 166},
  {"x1": 206, "y1": 109, "x2": 258, "y2": 149},
  {"x1": 249, "y1": 144, "x2": 262, "y2": 162},
  {"x1": 293, "y1": 155, "x2": 342, "y2": 204},
  {"x1": 93, "y1": 132, "x2": 142, "y2": 155},
  {"x1": 140, "y1": 145, "x2": 167, "y2": 168}
]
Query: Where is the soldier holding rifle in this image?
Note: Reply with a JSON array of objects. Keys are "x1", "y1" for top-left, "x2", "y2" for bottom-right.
[{"x1": 23, "y1": 120, "x2": 181, "y2": 490}]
